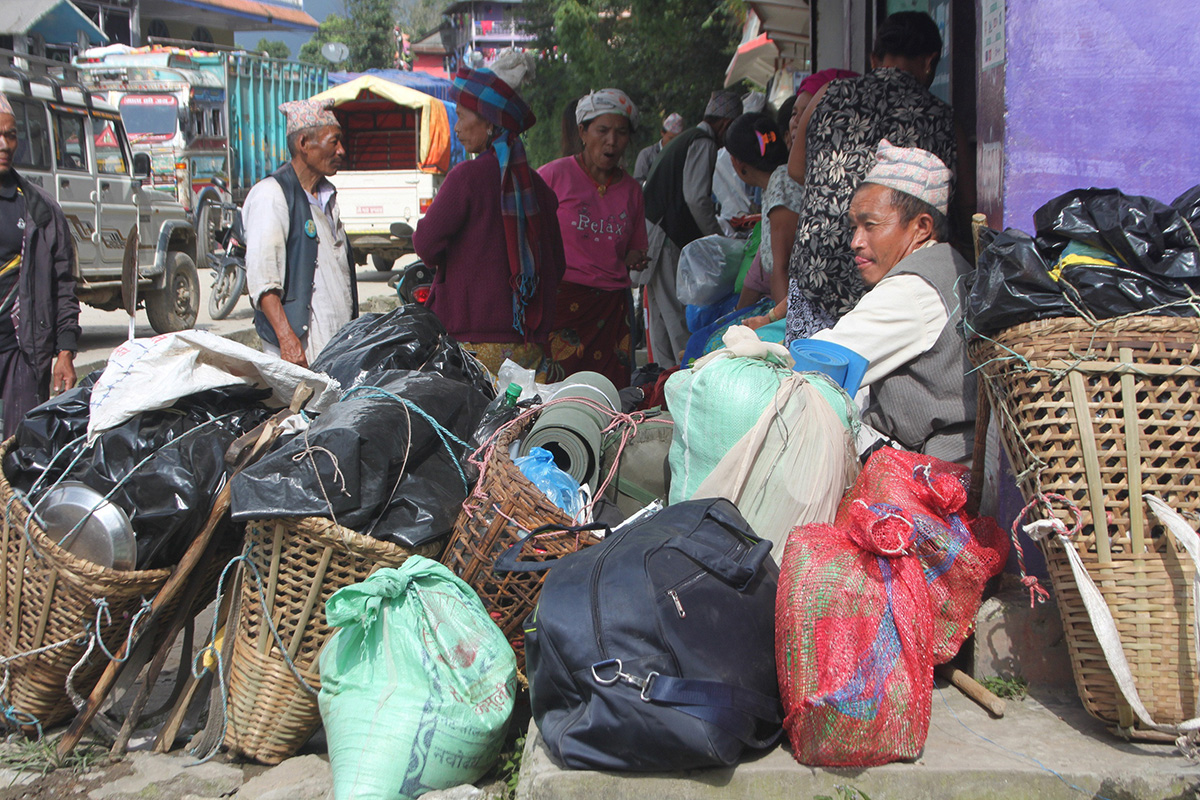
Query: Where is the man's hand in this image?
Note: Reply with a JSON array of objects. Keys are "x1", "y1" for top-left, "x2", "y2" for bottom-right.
[
  {"x1": 52, "y1": 350, "x2": 76, "y2": 395},
  {"x1": 278, "y1": 332, "x2": 308, "y2": 368},
  {"x1": 258, "y1": 290, "x2": 307, "y2": 367}
]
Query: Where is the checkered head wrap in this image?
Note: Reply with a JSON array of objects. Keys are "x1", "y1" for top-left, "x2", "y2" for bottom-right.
[
  {"x1": 862, "y1": 139, "x2": 951, "y2": 215},
  {"x1": 279, "y1": 98, "x2": 339, "y2": 136},
  {"x1": 0, "y1": 95, "x2": 12, "y2": 116}
]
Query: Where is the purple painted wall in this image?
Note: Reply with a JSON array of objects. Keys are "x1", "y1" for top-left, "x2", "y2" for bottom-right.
[{"x1": 1002, "y1": 0, "x2": 1200, "y2": 231}]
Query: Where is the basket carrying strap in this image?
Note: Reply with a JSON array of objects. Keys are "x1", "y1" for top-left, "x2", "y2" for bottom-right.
[{"x1": 1039, "y1": 494, "x2": 1200, "y2": 735}]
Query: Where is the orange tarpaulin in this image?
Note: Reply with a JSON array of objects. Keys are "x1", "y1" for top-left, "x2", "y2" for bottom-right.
[{"x1": 311, "y1": 75, "x2": 451, "y2": 174}]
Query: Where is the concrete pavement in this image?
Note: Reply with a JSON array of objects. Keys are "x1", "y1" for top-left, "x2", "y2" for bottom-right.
[{"x1": 516, "y1": 682, "x2": 1200, "y2": 800}]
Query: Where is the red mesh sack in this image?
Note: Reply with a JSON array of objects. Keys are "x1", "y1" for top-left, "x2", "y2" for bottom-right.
[
  {"x1": 776, "y1": 504, "x2": 933, "y2": 767},
  {"x1": 842, "y1": 448, "x2": 1009, "y2": 662},
  {"x1": 776, "y1": 448, "x2": 1009, "y2": 767}
]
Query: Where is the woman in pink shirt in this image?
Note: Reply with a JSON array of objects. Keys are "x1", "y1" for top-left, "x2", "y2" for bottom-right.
[{"x1": 538, "y1": 89, "x2": 648, "y2": 389}]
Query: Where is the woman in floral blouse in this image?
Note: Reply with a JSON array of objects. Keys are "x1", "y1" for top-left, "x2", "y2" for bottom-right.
[{"x1": 784, "y1": 11, "x2": 956, "y2": 343}]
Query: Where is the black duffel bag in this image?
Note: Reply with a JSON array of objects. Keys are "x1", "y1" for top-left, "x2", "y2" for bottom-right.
[{"x1": 514, "y1": 498, "x2": 782, "y2": 771}]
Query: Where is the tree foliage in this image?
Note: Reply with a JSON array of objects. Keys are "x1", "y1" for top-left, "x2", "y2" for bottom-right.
[
  {"x1": 253, "y1": 38, "x2": 291, "y2": 60},
  {"x1": 396, "y1": 0, "x2": 444, "y2": 38},
  {"x1": 299, "y1": 0, "x2": 395, "y2": 72},
  {"x1": 519, "y1": 0, "x2": 744, "y2": 166}
]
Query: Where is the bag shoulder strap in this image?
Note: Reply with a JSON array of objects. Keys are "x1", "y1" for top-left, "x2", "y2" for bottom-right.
[{"x1": 643, "y1": 674, "x2": 782, "y2": 749}]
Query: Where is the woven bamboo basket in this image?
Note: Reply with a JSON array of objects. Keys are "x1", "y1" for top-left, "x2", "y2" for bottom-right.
[
  {"x1": 0, "y1": 437, "x2": 173, "y2": 729},
  {"x1": 223, "y1": 516, "x2": 439, "y2": 764},
  {"x1": 443, "y1": 418, "x2": 604, "y2": 673},
  {"x1": 969, "y1": 315, "x2": 1200, "y2": 732}
]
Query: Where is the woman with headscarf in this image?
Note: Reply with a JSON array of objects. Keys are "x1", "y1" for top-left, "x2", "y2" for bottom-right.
[
  {"x1": 538, "y1": 89, "x2": 648, "y2": 388},
  {"x1": 413, "y1": 49, "x2": 566, "y2": 377},
  {"x1": 784, "y1": 11, "x2": 955, "y2": 344}
]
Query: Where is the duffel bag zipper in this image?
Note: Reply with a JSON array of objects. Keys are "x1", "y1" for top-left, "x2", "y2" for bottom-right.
[{"x1": 591, "y1": 523, "x2": 634, "y2": 659}]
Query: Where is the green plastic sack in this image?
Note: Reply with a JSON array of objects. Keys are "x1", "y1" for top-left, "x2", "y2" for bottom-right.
[
  {"x1": 665, "y1": 355, "x2": 785, "y2": 504},
  {"x1": 733, "y1": 221, "x2": 763, "y2": 294},
  {"x1": 318, "y1": 556, "x2": 517, "y2": 800}
]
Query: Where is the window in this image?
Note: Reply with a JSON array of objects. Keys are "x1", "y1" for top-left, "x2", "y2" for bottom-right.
[
  {"x1": 92, "y1": 117, "x2": 128, "y2": 175},
  {"x1": 210, "y1": 107, "x2": 223, "y2": 137},
  {"x1": 8, "y1": 98, "x2": 51, "y2": 170},
  {"x1": 118, "y1": 95, "x2": 179, "y2": 143},
  {"x1": 193, "y1": 26, "x2": 213, "y2": 44},
  {"x1": 53, "y1": 112, "x2": 88, "y2": 172}
]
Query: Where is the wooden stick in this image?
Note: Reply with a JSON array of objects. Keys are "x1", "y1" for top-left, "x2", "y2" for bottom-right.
[
  {"x1": 57, "y1": 385, "x2": 312, "y2": 758},
  {"x1": 109, "y1": 538, "x2": 215, "y2": 756},
  {"x1": 937, "y1": 665, "x2": 1006, "y2": 717}
]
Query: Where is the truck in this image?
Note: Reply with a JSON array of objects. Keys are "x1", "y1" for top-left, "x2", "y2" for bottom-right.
[
  {"x1": 72, "y1": 45, "x2": 327, "y2": 256},
  {"x1": 0, "y1": 51, "x2": 201, "y2": 333},
  {"x1": 310, "y1": 74, "x2": 455, "y2": 271}
]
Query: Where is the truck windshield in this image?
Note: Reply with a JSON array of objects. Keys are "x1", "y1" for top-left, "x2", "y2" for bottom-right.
[{"x1": 119, "y1": 95, "x2": 179, "y2": 142}]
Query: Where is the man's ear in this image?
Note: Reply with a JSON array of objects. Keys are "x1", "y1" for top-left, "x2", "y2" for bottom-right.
[{"x1": 913, "y1": 212, "x2": 936, "y2": 243}]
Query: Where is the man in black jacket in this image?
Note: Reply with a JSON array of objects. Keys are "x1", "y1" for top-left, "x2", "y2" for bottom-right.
[{"x1": 0, "y1": 95, "x2": 80, "y2": 437}]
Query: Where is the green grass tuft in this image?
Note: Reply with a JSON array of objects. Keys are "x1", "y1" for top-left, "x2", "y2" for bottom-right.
[{"x1": 979, "y1": 674, "x2": 1030, "y2": 700}]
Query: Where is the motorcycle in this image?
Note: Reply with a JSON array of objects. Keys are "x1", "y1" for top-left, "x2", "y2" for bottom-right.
[
  {"x1": 204, "y1": 178, "x2": 247, "y2": 320},
  {"x1": 389, "y1": 222, "x2": 433, "y2": 305}
]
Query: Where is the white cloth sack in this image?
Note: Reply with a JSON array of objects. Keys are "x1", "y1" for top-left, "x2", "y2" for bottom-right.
[
  {"x1": 691, "y1": 372, "x2": 859, "y2": 552},
  {"x1": 88, "y1": 330, "x2": 340, "y2": 439},
  {"x1": 676, "y1": 234, "x2": 745, "y2": 307}
]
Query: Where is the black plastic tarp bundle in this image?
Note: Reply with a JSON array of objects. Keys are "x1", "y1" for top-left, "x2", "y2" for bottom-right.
[
  {"x1": 963, "y1": 186, "x2": 1200, "y2": 337},
  {"x1": 311, "y1": 305, "x2": 494, "y2": 399},
  {"x1": 230, "y1": 369, "x2": 490, "y2": 548},
  {"x1": 3, "y1": 384, "x2": 272, "y2": 570}
]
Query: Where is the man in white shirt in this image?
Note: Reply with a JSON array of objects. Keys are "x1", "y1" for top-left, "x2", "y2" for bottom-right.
[
  {"x1": 243, "y1": 98, "x2": 357, "y2": 367},
  {"x1": 809, "y1": 140, "x2": 976, "y2": 463}
]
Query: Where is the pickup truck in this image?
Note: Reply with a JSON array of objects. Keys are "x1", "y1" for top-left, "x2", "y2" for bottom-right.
[
  {"x1": 311, "y1": 75, "x2": 453, "y2": 271},
  {"x1": 1, "y1": 50, "x2": 199, "y2": 333}
]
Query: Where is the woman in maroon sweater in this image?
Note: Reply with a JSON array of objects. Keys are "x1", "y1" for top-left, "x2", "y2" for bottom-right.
[{"x1": 413, "y1": 52, "x2": 565, "y2": 378}]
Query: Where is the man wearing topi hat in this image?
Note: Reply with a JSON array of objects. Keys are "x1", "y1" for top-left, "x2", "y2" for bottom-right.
[
  {"x1": 806, "y1": 140, "x2": 977, "y2": 464},
  {"x1": 641, "y1": 90, "x2": 742, "y2": 367},
  {"x1": 0, "y1": 93, "x2": 80, "y2": 437},
  {"x1": 633, "y1": 112, "x2": 684, "y2": 184},
  {"x1": 243, "y1": 97, "x2": 357, "y2": 367}
]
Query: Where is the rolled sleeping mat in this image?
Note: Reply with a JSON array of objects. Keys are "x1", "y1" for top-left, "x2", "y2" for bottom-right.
[
  {"x1": 520, "y1": 372, "x2": 620, "y2": 491},
  {"x1": 788, "y1": 339, "x2": 868, "y2": 398}
]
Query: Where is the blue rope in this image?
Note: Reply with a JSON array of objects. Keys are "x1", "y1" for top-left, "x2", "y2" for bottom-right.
[
  {"x1": 91, "y1": 597, "x2": 153, "y2": 663},
  {"x1": 189, "y1": 544, "x2": 320, "y2": 765},
  {"x1": 1, "y1": 704, "x2": 42, "y2": 740},
  {"x1": 340, "y1": 385, "x2": 470, "y2": 492}
]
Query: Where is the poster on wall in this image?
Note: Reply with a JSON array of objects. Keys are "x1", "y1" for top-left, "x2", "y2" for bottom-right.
[{"x1": 982, "y1": 0, "x2": 1006, "y2": 70}]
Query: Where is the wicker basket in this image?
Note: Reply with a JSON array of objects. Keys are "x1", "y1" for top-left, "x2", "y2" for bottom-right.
[
  {"x1": 0, "y1": 437, "x2": 173, "y2": 729},
  {"x1": 223, "y1": 516, "x2": 439, "y2": 764},
  {"x1": 443, "y1": 418, "x2": 603, "y2": 673},
  {"x1": 969, "y1": 315, "x2": 1200, "y2": 731}
]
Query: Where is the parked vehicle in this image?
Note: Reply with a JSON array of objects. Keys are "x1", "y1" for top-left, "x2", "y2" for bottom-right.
[
  {"x1": 204, "y1": 178, "x2": 246, "y2": 320},
  {"x1": 310, "y1": 75, "x2": 453, "y2": 271},
  {"x1": 390, "y1": 225, "x2": 433, "y2": 305},
  {"x1": 73, "y1": 45, "x2": 327, "y2": 258},
  {"x1": 1, "y1": 50, "x2": 200, "y2": 333}
]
